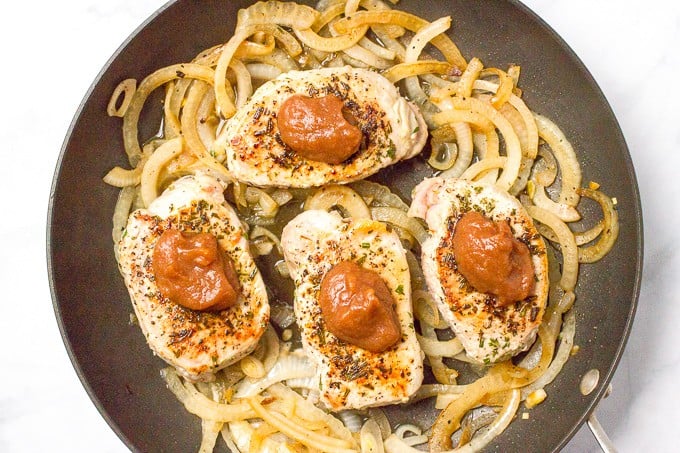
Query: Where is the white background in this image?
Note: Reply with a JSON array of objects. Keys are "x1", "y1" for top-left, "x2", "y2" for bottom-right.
[{"x1": 1, "y1": 0, "x2": 678, "y2": 451}]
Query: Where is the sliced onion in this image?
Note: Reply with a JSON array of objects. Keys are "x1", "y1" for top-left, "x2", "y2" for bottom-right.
[
  {"x1": 456, "y1": 57, "x2": 484, "y2": 97},
  {"x1": 454, "y1": 389, "x2": 521, "y2": 452},
  {"x1": 531, "y1": 183, "x2": 581, "y2": 222},
  {"x1": 111, "y1": 186, "x2": 137, "y2": 245},
  {"x1": 234, "y1": 352, "x2": 315, "y2": 398},
  {"x1": 123, "y1": 64, "x2": 213, "y2": 165},
  {"x1": 439, "y1": 123, "x2": 474, "y2": 179},
  {"x1": 140, "y1": 137, "x2": 184, "y2": 207},
  {"x1": 305, "y1": 184, "x2": 372, "y2": 219},
  {"x1": 534, "y1": 114, "x2": 582, "y2": 206},
  {"x1": 526, "y1": 205, "x2": 579, "y2": 292},
  {"x1": 161, "y1": 368, "x2": 255, "y2": 421},
  {"x1": 245, "y1": 63, "x2": 282, "y2": 81},
  {"x1": 361, "y1": 418, "x2": 386, "y2": 453},
  {"x1": 247, "y1": 397, "x2": 355, "y2": 452},
  {"x1": 460, "y1": 156, "x2": 507, "y2": 182},
  {"x1": 107, "y1": 78, "x2": 136, "y2": 117},
  {"x1": 236, "y1": 1, "x2": 319, "y2": 29},
  {"x1": 382, "y1": 61, "x2": 454, "y2": 83},
  {"x1": 370, "y1": 206, "x2": 428, "y2": 245},
  {"x1": 521, "y1": 309, "x2": 576, "y2": 398},
  {"x1": 417, "y1": 334, "x2": 464, "y2": 357},
  {"x1": 337, "y1": 410, "x2": 364, "y2": 433},
  {"x1": 577, "y1": 188, "x2": 620, "y2": 263},
  {"x1": 294, "y1": 25, "x2": 368, "y2": 52},
  {"x1": 350, "y1": 180, "x2": 409, "y2": 211},
  {"x1": 332, "y1": 10, "x2": 467, "y2": 70},
  {"x1": 384, "y1": 434, "x2": 426, "y2": 453},
  {"x1": 403, "y1": 16, "x2": 452, "y2": 104},
  {"x1": 199, "y1": 419, "x2": 223, "y2": 453},
  {"x1": 250, "y1": 226, "x2": 283, "y2": 254}
]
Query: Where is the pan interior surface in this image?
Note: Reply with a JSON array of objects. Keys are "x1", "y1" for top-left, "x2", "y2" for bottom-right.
[{"x1": 47, "y1": 1, "x2": 642, "y2": 451}]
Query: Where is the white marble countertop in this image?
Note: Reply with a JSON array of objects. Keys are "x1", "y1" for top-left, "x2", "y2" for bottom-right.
[{"x1": 1, "y1": 0, "x2": 678, "y2": 451}]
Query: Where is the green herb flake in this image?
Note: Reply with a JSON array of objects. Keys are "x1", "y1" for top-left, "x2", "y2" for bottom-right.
[
  {"x1": 395, "y1": 284, "x2": 405, "y2": 295},
  {"x1": 360, "y1": 242, "x2": 371, "y2": 249},
  {"x1": 386, "y1": 144, "x2": 396, "y2": 159}
]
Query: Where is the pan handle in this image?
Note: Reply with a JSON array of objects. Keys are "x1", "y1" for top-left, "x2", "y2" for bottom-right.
[{"x1": 586, "y1": 384, "x2": 618, "y2": 453}]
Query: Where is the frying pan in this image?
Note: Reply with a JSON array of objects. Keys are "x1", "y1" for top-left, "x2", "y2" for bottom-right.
[{"x1": 47, "y1": 0, "x2": 643, "y2": 451}]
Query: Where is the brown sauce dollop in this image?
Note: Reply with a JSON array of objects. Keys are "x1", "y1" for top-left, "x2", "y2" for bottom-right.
[
  {"x1": 152, "y1": 229, "x2": 241, "y2": 311},
  {"x1": 318, "y1": 261, "x2": 401, "y2": 353},
  {"x1": 277, "y1": 94, "x2": 362, "y2": 164},
  {"x1": 452, "y1": 211, "x2": 535, "y2": 306}
]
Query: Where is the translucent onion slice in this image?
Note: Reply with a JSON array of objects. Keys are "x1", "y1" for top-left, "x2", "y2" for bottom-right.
[
  {"x1": 370, "y1": 206, "x2": 428, "y2": 245},
  {"x1": 123, "y1": 64, "x2": 214, "y2": 166},
  {"x1": 416, "y1": 334, "x2": 464, "y2": 357},
  {"x1": 576, "y1": 188, "x2": 620, "y2": 263},
  {"x1": 403, "y1": 16, "x2": 451, "y2": 104},
  {"x1": 534, "y1": 113, "x2": 582, "y2": 206},
  {"x1": 531, "y1": 183, "x2": 581, "y2": 222},
  {"x1": 304, "y1": 184, "x2": 372, "y2": 219},
  {"x1": 234, "y1": 353, "x2": 315, "y2": 398},
  {"x1": 111, "y1": 186, "x2": 137, "y2": 244},
  {"x1": 430, "y1": 108, "x2": 495, "y2": 132},
  {"x1": 267, "y1": 383, "x2": 357, "y2": 446},
  {"x1": 433, "y1": 96, "x2": 522, "y2": 191},
  {"x1": 228, "y1": 59, "x2": 253, "y2": 109},
  {"x1": 473, "y1": 130, "x2": 500, "y2": 185},
  {"x1": 294, "y1": 25, "x2": 368, "y2": 52},
  {"x1": 457, "y1": 57, "x2": 484, "y2": 98},
  {"x1": 474, "y1": 79, "x2": 539, "y2": 158},
  {"x1": 199, "y1": 419, "x2": 222, "y2": 453},
  {"x1": 521, "y1": 309, "x2": 576, "y2": 398},
  {"x1": 236, "y1": 1, "x2": 320, "y2": 29},
  {"x1": 429, "y1": 142, "x2": 458, "y2": 171},
  {"x1": 580, "y1": 368, "x2": 600, "y2": 396},
  {"x1": 349, "y1": 180, "x2": 409, "y2": 211},
  {"x1": 453, "y1": 389, "x2": 521, "y2": 453},
  {"x1": 526, "y1": 205, "x2": 579, "y2": 292},
  {"x1": 384, "y1": 434, "x2": 424, "y2": 452},
  {"x1": 367, "y1": 408, "x2": 392, "y2": 440},
  {"x1": 332, "y1": 10, "x2": 467, "y2": 70},
  {"x1": 161, "y1": 368, "x2": 256, "y2": 421},
  {"x1": 245, "y1": 63, "x2": 282, "y2": 81},
  {"x1": 337, "y1": 410, "x2": 364, "y2": 433},
  {"x1": 413, "y1": 290, "x2": 448, "y2": 329},
  {"x1": 107, "y1": 78, "x2": 136, "y2": 117},
  {"x1": 439, "y1": 122, "x2": 474, "y2": 179},
  {"x1": 180, "y1": 81, "x2": 211, "y2": 157},
  {"x1": 233, "y1": 33, "x2": 275, "y2": 58},
  {"x1": 140, "y1": 137, "x2": 184, "y2": 207},
  {"x1": 103, "y1": 165, "x2": 143, "y2": 188},
  {"x1": 460, "y1": 156, "x2": 507, "y2": 181},
  {"x1": 250, "y1": 225, "x2": 283, "y2": 254},
  {"x1": 394, "y1": 425, "x2": 427, "y2": 447},
  {"x1": 382, "y1": 61, "x2": 454, "y2": 84},
  {"x1": 246, "y1": 398, "x2": 356, "y2": 453},
  {"x1": 480, "y1": 67, "x2": 514, "y2": 109},
  {"x1": 359, "y1": 37, "x2": 396, "y2": 60},
  {"x1": 215, "y1": 24, "x2": 299, "y2": 119},
  {"x1": 361, "y1": 419, "x2": 386, "y2": 453}
]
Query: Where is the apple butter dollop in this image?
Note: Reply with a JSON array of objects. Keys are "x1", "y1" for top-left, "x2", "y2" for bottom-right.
[
  {"x1": 277, "y1": 94, "x2": 362, "y2": 164},
  {"x1": 152, "y1": 229, "x2": 241, "y2": 311},
  {"x1": 318, "y1": 261, "x2": 401, "y2": 353},
  {"x1": 452, "y1": 211, "x2": 534, "y2": 306}
]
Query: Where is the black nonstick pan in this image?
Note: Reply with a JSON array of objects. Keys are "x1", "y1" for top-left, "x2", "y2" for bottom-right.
[{"x1": 48, "y1": 1, "x2": 642, "y2": 451}]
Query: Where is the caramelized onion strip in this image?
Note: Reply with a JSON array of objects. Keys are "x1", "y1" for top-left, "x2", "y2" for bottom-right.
[
  {"x1": 577, "y1": 188, "x2": 620, "y2": 263},
  {"x1": 123, "y1": 64, "x2": 214, "y2": 166}
]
